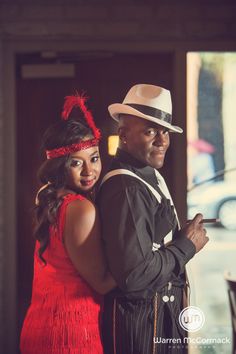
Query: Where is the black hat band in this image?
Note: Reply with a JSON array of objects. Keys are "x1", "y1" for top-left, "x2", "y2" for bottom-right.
[{"x1": 125, "y1": 103, "x2": 172, "y2": 124}]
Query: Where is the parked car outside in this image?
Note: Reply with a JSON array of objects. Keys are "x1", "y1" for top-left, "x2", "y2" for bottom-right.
[{"x1": 187, "y1": 168, "x2": 236, "y2": 230}]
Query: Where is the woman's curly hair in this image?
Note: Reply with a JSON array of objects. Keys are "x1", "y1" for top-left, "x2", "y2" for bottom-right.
[{"x1": 35, "y1": 116, "x2": 93, "y2": 264}]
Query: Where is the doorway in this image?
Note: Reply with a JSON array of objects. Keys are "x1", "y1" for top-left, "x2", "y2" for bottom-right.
[{"x1": 16, "y1": 51, "x2": 174, "y2": 338}]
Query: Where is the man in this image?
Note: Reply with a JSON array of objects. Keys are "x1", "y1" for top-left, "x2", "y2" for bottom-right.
[{"x1": 97, "y1": 84, "x2": 208, "y2": 354}]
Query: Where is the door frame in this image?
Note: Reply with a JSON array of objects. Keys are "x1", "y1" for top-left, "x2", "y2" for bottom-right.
[{"x1": 2, "y1": 38, "x2": 236, "y2": 353}]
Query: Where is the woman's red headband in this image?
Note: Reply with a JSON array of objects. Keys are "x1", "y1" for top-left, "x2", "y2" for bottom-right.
[{"x1": 46, "y1": 94, "x2": 101, "y2": 159}]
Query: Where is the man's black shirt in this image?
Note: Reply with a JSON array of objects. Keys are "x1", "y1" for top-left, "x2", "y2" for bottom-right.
[{"x1": 96, "y1": 148, "x2": 195, "y2": 299}]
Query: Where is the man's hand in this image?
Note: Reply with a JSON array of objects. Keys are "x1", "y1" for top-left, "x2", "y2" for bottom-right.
[{"x1": 181, "y1": 213, "x2": 209, "y2": 253}]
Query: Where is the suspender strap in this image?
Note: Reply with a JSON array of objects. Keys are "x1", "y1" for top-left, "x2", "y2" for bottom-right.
[
  {"x1": 101, "y1": 168, "x2": 180, "y2": 228},
  {"x1": 101, "y1": 168, "x2": 162, "y2": 203}
]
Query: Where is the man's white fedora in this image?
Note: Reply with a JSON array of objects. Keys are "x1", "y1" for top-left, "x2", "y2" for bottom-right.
[{"x1": 108, "y1": 84, "x2": 183, "y2": 133}]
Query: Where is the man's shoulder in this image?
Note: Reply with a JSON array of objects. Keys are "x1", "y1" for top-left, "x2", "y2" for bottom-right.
[
  {"x1": 99, "y1": 171, "x2": 142, "y2": 194},
  {"x1": 97, "y1": 169, "x2": 155, "y2": 206}
]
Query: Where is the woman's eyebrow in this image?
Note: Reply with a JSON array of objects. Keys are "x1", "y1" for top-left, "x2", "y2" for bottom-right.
[
  {"x1": 90, "y1": 150, "x2": 99, "y2": 157},
  {"x1": 70, "y1": 156, "x2": 83, "y2": 160}
]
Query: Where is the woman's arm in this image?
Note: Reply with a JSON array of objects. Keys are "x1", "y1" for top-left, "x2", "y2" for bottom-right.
[{"x1": 63, "y1": 198, "x2": 116, "y2": 294}]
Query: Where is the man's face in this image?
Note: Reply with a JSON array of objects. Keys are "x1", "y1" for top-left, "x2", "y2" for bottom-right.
[{"x1": 120, "y1": 116, "x2": 170, "y2": 169}]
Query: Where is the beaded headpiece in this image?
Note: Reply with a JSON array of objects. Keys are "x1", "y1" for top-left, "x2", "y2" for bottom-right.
[{"x1": 46, "y1": 94, "x2": 101, "y2": 159}]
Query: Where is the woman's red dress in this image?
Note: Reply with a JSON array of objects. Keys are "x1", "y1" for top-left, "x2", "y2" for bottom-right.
[{"x1": 20, "y1": 194, "x2": 103, "y2": 354}]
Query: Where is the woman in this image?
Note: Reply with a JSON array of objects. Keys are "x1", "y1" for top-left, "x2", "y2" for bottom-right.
[{"x1": 20, "y1": 94, "x2": 116, "y2": 354}]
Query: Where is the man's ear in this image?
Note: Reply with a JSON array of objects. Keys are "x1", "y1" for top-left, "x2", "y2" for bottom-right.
[{"x1": 118, "y1": 126, "x2": 127, "y2": 144}]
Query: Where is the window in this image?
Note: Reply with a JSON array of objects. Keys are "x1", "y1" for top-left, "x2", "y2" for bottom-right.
[{"x1": 187, "y1": 52, "x2": 236, "y2": 354}]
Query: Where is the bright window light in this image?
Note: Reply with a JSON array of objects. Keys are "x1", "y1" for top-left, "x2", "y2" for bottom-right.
[{"x1": 108, "y1": 135, "x2": 119, "y2": 156}]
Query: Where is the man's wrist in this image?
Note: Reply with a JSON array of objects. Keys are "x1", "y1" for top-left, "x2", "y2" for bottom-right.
[{"x1": 168, "y1": 236, "x2": 196, "y2": 261}]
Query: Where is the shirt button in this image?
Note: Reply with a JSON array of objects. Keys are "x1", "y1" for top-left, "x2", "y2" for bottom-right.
[
  {"x1": 162, "y1": 295, "x2": 169, "y2": 302},
  {"x1": 170, "y1": 295, "x2": 175, "y2": 302}
]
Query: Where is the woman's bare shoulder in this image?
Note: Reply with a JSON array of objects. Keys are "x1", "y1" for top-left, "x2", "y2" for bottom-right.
[{"x1": 66, "y1": 197, "x2": 97, "y2": 221}]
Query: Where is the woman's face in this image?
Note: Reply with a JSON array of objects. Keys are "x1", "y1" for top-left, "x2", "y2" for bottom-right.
[{"x1": 66, "y1": 145, "x2": 101, "y2": 193}]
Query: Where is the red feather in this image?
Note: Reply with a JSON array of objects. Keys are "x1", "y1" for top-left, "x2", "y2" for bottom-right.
[{"x1": 61, "y1": 93, "x2": 101, "y2": 140}]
